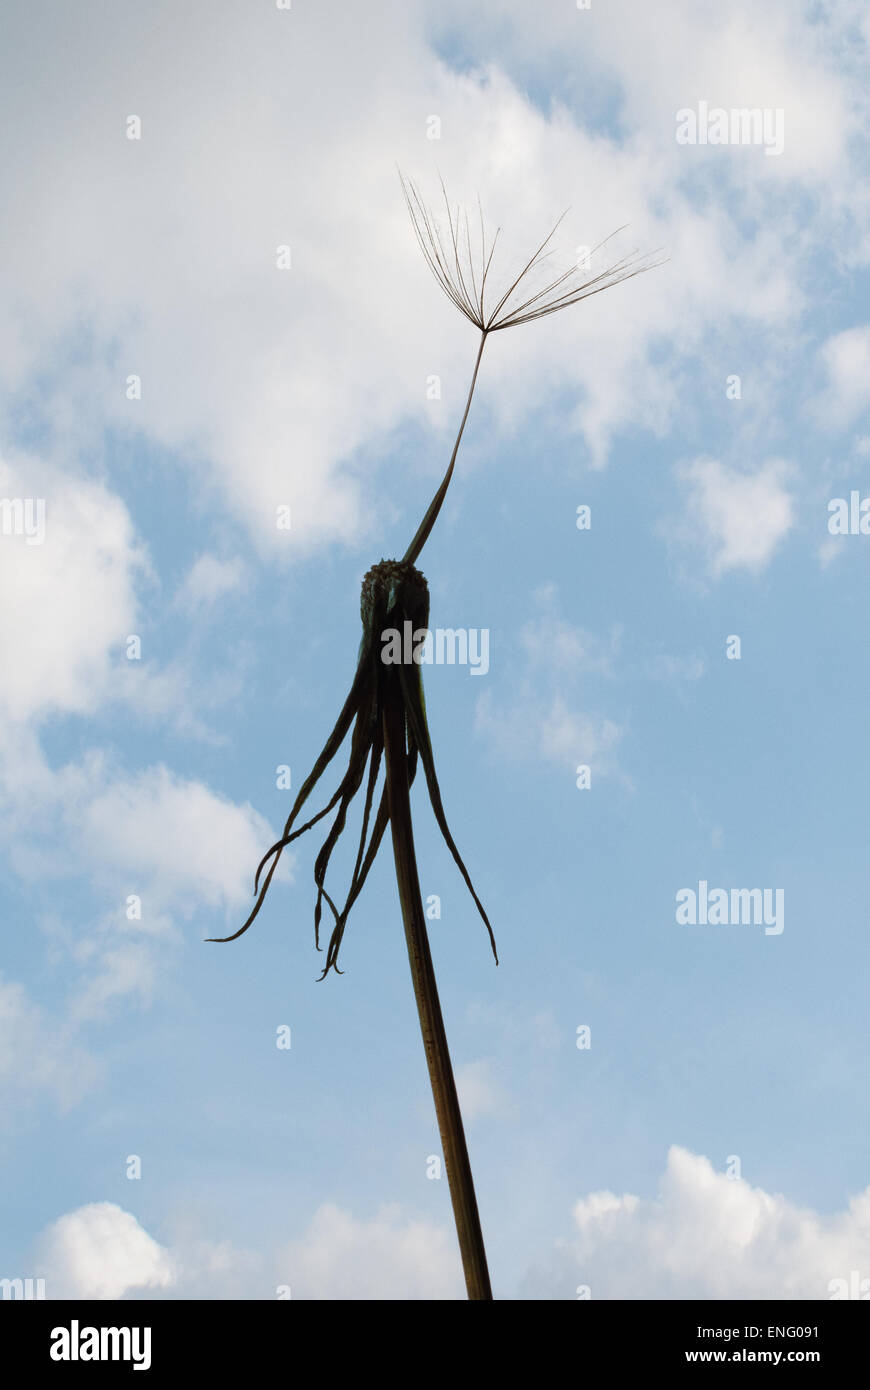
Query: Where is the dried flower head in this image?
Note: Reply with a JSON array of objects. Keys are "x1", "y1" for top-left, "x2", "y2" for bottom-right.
[
  {"x1": 209, "y1": 176, "x2": 663, "y2": 977},
  {"x1": 399, "y1": 173, "x2": 666, "y2": 565},
  {"x1": 209, "y1": 175, "x2": 664, "y2": 1303},
  {"x1": 399, "y1": 170, "x2": 665, "y2": 334},
  {"x1": 208, "y1": 559, "x2": 496, "y2": 978}
]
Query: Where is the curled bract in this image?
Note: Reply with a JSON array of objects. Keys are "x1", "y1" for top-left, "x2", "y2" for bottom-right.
[{"x1": 207, "y1": 560, "x2": 497, "y2": 978}]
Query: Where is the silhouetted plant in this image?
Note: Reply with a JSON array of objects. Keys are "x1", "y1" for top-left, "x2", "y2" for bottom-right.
[{"x1": 209, "y1": 174, "x2": 663, "y2": 1299}]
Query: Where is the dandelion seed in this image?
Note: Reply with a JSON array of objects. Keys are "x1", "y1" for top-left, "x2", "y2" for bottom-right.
[{"x1": 399, "y1": 170, "x2": 666, "y2": 563}]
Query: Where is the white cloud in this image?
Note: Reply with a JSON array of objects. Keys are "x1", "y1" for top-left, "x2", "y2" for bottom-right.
[
  {"x1": 75, "y1": 764, "x2": 277, "y2": 912},
  {"x1": 0, "y1": 454, "x2": 146, "y2": 724},
  {"x1": 675, "y1": 457, "x2": 795, "y2": 575},
  {"x1": 539, "y1": 697, "x2": 622, "y2": 769},
  {"x1": 176, "y1": 554, "x2": 247, "y2": 612},
  {"x1": 477, "y1": 688, "x2": 621, "y2": 773},
  {"x1": 817, "y1": 534, "x2": 846, "y2": 570},
  {"x1": 476, "y1": 601, "x2": 622, "y2": 774},
  {"x1": 0, "y1": 455, "x2": 242, "y2": 743},
  {"x1": 34, "y1": 1199, "x2": 461, "y2": 1300},
  {"x1": 63, "y1": 763, "x2": 282, "y2": 1019},
  {"x1": 2, "y1": 744, "x2": 277, "y2": 911},
  {"x1": 37, "y1": 1151, "x2": 870, "y2": 1302},
  {"x1": 0, "y1": 739, "x2": 281, "y2": 1021},
  {"x1": 455, "y1": 1058, "x2": 505, "y2": 1121},
  {"x1": 0, "y1": 451, "x2": 279, "y2": 1024},
  {"x1": 0, "y1": 973, "x2": 101, "y2": 1112},
  {"x1": 2, "y1": 742, "x2": 279, "y2": 914},
  {"x1": 528, "y1": 1146, "x2": 870, "y2": 1299},
  {"x1": 814, "y1": 326, "x2": 870, "y2": 430},
  {"x1": 276, "y1": 1203, "x2": 463, "y2": 1300},
  {"x1": 519, "y1": 615, "x2": 618, "y2": 676},
  {"x1": 36, "y1": 1203, "x2": 176, "y2": 1300},
  {"x1": 68, "y1": 939, "x2": 161, "y2": 1023},
  {"x1": 0, "y1": 0, "x2": 841, "y2": 556},
  {"x1": 428, "y1": 0, "x2": 857, "y2": 187}
]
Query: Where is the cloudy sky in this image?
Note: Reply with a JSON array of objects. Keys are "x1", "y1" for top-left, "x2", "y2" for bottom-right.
[{"x1": 2, "y1": 0, "x2": 870, "y2": 1300}]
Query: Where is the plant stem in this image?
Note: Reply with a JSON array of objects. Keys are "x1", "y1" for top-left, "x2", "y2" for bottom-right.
[
  {"x1": 381, "y1": 673, "x2": 493, "y2": 1300},
  {"x1": 403, "y1": 330, "x2": 488, "y2": 566}
]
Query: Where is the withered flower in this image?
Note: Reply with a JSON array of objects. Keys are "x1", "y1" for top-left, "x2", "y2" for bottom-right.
[
  {"x1": 209, "y1": 176, "x2": 661, "y2": 971},
  {"x1": 209, "y1": 175, "x2": 662, "y2": 1300},
  {"x1": 208, "y1": 557, "x2": 496, "y2": 979}
]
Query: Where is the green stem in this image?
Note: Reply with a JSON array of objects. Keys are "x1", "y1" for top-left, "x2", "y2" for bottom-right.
[
  {"x1": 403, "y1": 330, "x2": 488, "y2": 566},
  {"x1": 381, "y1": 674, "x2": 493, "y2": 1300}
]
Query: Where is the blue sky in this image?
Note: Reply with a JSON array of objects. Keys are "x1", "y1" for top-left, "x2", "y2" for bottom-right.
[{"x1": 2, "y1": 0, "x2": 870, "y2": 1300}]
